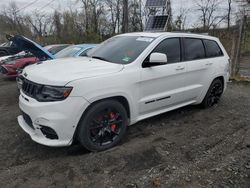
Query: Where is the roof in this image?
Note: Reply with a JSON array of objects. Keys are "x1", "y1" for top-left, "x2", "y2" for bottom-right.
[
  {"x1": 45, "y1": 44, "x2": 70, "y2": 48},
  {"x1": 119, "y1": 32, "x2": 219, "y2": 41},
  {"x1": 75, "y1": 44, "x2": 98, "y2": 48}
]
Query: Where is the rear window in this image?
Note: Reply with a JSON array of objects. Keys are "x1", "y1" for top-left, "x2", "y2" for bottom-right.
[
  {"x1": 184, "y1": 38, "x2": 206, "y2": 61},
  {"x1": 203, "y1": 39, "x2": 223, "y2": 57}
]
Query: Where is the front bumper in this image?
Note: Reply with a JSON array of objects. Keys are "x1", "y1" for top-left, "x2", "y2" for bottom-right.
[{"x1": 18, "y1": 91, "x2": 90, "y2": 147}]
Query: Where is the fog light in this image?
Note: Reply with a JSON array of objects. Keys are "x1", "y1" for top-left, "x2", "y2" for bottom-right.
[{"x1": 40, "y1": 125, "x2": 58, "y2": 140}]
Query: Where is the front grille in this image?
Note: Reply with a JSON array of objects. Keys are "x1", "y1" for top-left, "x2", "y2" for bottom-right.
[
  {"x1": 0, "y1": 66, "x2": 7, "y2": 74},
  {"x1": 22, "y1": 111, "x2": 34, "y2": 129},
  {"x1": 22, "y1": 79, "x2": 42, "y2": 98}
]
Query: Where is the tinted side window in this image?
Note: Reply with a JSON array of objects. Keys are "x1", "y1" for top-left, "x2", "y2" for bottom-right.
[
  {"x1": 153, "y1": 38, "x2": 181, "y2": 63},
  {"x1": 203, "y1": 40, "x2": 223, "y2": 57},
  {"x1": 184, "y1": 38, "x2": 205, "y2": 61}
]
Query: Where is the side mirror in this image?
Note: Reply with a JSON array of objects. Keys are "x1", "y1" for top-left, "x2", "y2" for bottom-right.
[{"x1": 149, "y1": 53, "x2": 167, "y2": 64}]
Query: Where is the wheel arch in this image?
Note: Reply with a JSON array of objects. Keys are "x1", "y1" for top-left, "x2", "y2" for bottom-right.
[
  {"x1": 197, "y1": 75, "x2": 225, "y2": 105},
  {"x1": 214, "y1": 76, "x2": 225, "y2": 90},
  {"x1": 86, "y1": 96, "x2": 131, "y2": 119},
  {"x1": 72, "y1": 95, "x2": 131, "y2": 144}
]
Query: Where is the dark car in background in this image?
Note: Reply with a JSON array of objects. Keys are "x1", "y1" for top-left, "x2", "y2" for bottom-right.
[
  {"x1": 0, "y1": 35, "x2": 55, "y2": 78},
  {"x1": 0, "y1": 40, "x2": 22, "y2": 57}
]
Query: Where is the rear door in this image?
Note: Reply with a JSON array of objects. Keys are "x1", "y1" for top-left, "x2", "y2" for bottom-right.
[{"x1": 183, "y1": 38, "x2": 215, "y2": 100}]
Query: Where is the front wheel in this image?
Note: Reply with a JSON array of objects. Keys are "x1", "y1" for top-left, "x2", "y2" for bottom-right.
[
  {"x1": 77, "y1": 100, "x2": 128, "y2": 151},
  {"x1": 201, "y1": 79, "x2": 224, "y2": 108}
]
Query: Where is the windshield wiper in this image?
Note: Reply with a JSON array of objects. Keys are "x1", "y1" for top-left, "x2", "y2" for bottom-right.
[{"x1": 92, "y1": 56, "x2": 109, "y2": 62}]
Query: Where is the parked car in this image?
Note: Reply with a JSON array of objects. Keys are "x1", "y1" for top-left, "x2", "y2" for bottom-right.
[
  {"x1": 0, "y1": 44, "x2": 71, "y2": 78},
  {"x1": 15, "y1": 44, "x2": 97, "y2": 89},
  {"x1": 8, "y1": 44, "x2": 70, "y2": 65},
  {"x1": 54, "y1": 44, "x2": 97, "y2": 58},
  {"x1": 0, "y1": 35, "x2": 97, "y2": 78},
  {"x1": 45, "y1": 44, "x2": 72, "y2": 55},
  {"x1": 0, "y1": 35, "x2": 55, "y2": 78},
  {"x1": 0, "y1": 35, "x2": 23, "y2": 57},
  {"x1": 16, "y1": 43, "x2": 97, "y2": 89},
  {"x1": 17, "y1": 32, "x2": 230, "y2": 151},
  {"x1": 0, "y1": 51, "x2": 34, "y2": 65}
]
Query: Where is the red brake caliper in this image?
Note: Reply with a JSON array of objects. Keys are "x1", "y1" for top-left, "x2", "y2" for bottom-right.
[{"x1": 109, "y1": 112, "x2": 117, "y2": 131}]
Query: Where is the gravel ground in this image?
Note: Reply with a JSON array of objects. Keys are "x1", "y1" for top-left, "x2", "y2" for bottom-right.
[{"x1": 0, "y1": 77, "x2": 249, "y2": 188}]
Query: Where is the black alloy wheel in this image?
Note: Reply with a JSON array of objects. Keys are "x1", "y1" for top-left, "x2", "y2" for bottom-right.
[
  {"x1": 201, "y1": 79, "x2": 224, "y2": 108},
  {"x1": 77, "y1": 100, "x2": 128, "y2": 151}
]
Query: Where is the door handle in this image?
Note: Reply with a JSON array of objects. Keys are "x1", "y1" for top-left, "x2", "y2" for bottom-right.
[
  {"x1": 205, "y1": 63, "x2": 213, "y2": 66},
  {"x1": 176, "y1": 66, "x2": 185, "y2": 71}
]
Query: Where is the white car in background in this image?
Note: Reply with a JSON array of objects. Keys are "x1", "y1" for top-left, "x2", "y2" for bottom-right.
[{"x1": 17, "y1": 32, "x2": 230, "y2": 151}]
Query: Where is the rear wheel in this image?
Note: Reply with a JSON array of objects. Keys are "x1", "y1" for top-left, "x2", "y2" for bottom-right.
[
  {"x1": 201, "y1": 79, "x2": 224, "y2": 108},
  {"x1": 77, "y1": 100, "x2": 128, "y2": 151}
]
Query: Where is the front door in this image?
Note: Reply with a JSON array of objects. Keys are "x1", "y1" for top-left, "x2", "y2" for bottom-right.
[{"x1": 139, "y1": 38, "x2": 189, "y2": 116}]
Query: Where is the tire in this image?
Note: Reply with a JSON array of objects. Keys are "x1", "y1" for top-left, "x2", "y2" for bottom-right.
[
  {"x1": 201, "y1": 79, "x2": 224, "y2": 108},
  {"x1": 77, "y1": 100, "x2": 128, "y2": 151}
]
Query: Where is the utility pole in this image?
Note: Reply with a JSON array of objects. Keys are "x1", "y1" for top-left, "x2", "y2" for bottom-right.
[{"x1": 122, "y1": 0, "x2": 128, "y2": 33}]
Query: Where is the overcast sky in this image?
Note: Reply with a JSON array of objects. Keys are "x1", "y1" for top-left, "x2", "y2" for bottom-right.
[{"x1": 0, "y1": 0, "x2": 240, "y2": 28}]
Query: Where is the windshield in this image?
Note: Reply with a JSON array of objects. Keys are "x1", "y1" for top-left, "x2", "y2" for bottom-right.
[
  {"x1": 45, "y1": 45, "x2": 70, "y2": 55},
  {"x1": 87, "y1": 36, "x2": 155, "y2": 64},
  {"x1": 55, "y1": 46, "x2": 82, "y2": 58}
]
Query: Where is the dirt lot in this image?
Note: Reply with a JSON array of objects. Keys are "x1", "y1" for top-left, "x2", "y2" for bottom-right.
[{"x1": 0, "y1": 77, "x2": 249, "y2": 188}]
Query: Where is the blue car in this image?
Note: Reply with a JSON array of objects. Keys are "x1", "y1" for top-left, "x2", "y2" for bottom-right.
[{"x1": 55, "y1": 44, "x2": 97, "y2": 58}]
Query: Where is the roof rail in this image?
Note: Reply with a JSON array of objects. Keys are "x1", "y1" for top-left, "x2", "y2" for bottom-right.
[{"x1": 171, "y1": 31, "x2": 210, "y2": 36}]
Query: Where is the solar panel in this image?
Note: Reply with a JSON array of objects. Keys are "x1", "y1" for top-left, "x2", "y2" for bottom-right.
[
  {"x1": 144, "y1": 15, "x2": 168, "y2": 31},
  {"x1": 145, "y1": 0, "x2": 167, "y2": 7}
]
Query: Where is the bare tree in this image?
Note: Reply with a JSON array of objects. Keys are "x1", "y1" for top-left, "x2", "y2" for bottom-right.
[
  {"x1": 129, "y1": 0, "x2": 143, "y2": 32},
  {"x1": 105, "y1": 0, "x2": 122, "y2": 34},
  {"x1": 0, "y1": 1, "x2": 32, "y2": 41},
  {"x1": 52, "y1": 11, "x2": 62, "y2": 40},
  {"x1": 195, "y1": 0, "x2": 223, "y2": 30},
  {"x1": 175, "y1": 6, "x2": 189, "y2": 30},
  {"x1": 26, "y1": 12, "x2": 50, "y2": 39},
  {"x1": 79, "y1": 0, "x2": 105, "y2": 35},
  {"x1": 227, "y1": 0, "x2": 232, "y2": 29},
  {"x1": 122, "y1": 0, "x2": 128, "y2": 33}
]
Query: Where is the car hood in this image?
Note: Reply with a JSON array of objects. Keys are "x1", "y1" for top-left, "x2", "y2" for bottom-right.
[
  {"x1": 9, "y1": 35, "x2": 55, "y2": 60},
  {"x1": 22, "y1": 57, "x2": 124, "y2": 85}
]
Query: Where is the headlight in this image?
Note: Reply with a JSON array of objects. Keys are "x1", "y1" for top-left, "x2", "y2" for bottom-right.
[{"x1": 36, "y1": 86, "x2": 73, "y2": 102}]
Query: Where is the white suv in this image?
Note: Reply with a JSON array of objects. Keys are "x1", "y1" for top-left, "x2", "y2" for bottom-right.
[{"x1": 18, "y1": 32, "x2": 230, "y2": 151}]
